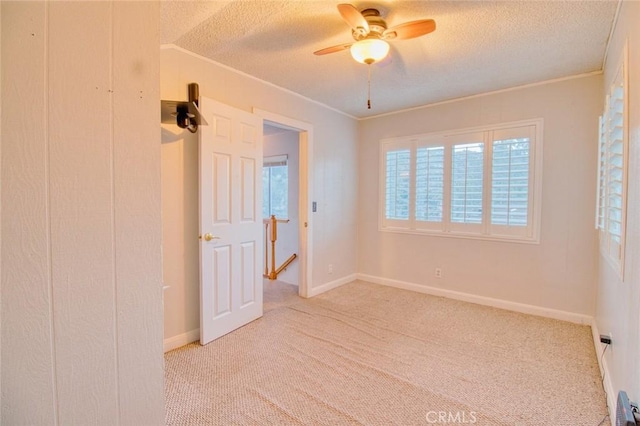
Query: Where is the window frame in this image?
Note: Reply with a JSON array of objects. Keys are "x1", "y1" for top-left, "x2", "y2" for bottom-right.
[{"x1": 378, "y1": 118, "x2": 543, "y2": 244}]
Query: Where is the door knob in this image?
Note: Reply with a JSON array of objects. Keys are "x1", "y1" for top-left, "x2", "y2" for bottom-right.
[{"x1": 199, "y1": 233, "x2": 219, "y2": 242}]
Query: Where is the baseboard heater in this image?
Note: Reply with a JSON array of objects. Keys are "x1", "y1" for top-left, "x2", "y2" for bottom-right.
[{"x1": 617, "y1": 391, "x2": 640, "y2": 426}]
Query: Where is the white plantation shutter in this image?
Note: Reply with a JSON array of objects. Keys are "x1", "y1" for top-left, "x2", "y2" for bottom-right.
[
  {"x1": 606, "y1": 84, "x2": 624, "y2": 245},
  {"x1": 489, "y1": 126, "x2": 535, "y2": 238},
  {"x1": 491, "y1": 139, "x2": 528, "y2": 226},
  {"x1": 415, "y1": 145, "x2": 444, "y2": 227},
  {"x1": 383, "y1": 145, "x2": 412, "y2": 226},
  {"x1": 449, "y1": 134, "x2": 484, "y2": 233},
  {"x1": 595, "y1": 114, "x2": 607, "y2": 230},
  {"x1": 380, "y1": 119, "x2": 542, "y2": 242},
  {"x1": 598, "y1": 59, "x2": 627, "y2": 276}
]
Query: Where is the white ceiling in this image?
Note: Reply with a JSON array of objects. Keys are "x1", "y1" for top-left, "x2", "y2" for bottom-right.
[{"x1": 161, "y1": 0, "x2": 619, "y2": 119}]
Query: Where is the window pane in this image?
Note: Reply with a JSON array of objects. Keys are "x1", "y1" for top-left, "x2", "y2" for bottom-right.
[
  {"x1": 269, "y1": 165, "x2": 288, "y2": 219},
  {"x1": 491, "y1": 137, "x2": 530, "y2": 226},
  {"x1": 262, "y1": 167, "x2": 270, "y2": 219},
  {"x1": 451, "y1": 143, "x2": 484, "y2": 224},
  {"x1": 262, "y1": 162, "x2": 288, "y2": 219},
  {"x1": 416, "y1": 146, "x2": 444, "y2": 222},
  {"x1": 386, "y1": 149, "x2": 411, "y2": 220}
]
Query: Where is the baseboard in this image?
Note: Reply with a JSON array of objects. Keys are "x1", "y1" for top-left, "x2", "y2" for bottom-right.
[
  {"x1": 590, "y1": 321, "x2": 616, "y2": 426},
  {"x1": 356, "y1": 273, "x2": 593, "y2": 325},
  {"x1": 308, "y1": 273, "x2": 357, "y2": 297},
  {"x1": 164, "y1": 328, "x2": 200, "y2": 353}
]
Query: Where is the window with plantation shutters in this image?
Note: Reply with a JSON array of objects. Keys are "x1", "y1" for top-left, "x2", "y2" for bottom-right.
[
  {"x1": 380, "y1": 119, "x2": 542, "y2": 243},
  {"x1": 597, "y1": 53, "x2": 627, "y2": 277}
]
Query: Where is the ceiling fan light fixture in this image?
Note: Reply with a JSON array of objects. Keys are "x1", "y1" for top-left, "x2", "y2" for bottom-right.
[{"x1": 350, "y1": 39, "x2": 389, "y2": 64}]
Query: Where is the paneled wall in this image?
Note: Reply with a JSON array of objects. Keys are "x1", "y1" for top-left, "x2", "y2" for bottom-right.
[{"x1": 1, "y1": 2, "x2": 164, "y2": 424}]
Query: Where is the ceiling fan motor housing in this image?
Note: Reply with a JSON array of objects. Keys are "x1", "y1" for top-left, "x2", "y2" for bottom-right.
[{"x1": 352, "y1": 8, "x2": 387, "y2": 40}]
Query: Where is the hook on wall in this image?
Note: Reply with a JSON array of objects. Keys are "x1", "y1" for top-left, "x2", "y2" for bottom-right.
[{"x1": 161, "y1": 83, "x2": 207, "y2": 133}]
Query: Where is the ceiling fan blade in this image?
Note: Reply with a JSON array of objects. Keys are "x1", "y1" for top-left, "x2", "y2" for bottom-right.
[
  {"x1": 384, "y1": 19, "x2": 436, "y2": 40},
  {"x1": 337, "y1": 4, "x2": 369, "y2": 33},
  {"x1": 313, "y1": 43, "x2": 353, "y2": 56}
]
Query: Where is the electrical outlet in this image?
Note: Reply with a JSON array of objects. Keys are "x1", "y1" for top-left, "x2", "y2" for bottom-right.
[
  {"x1": 328, "y1": 264, "x2": 333, "y2": 274},
  {"x1": 435, "y1": 268, "x2": 442, "y2": 278}
]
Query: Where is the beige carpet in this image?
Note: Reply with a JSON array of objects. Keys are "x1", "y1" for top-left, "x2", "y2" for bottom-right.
[{"x1": 165, "y1": 280, "x2": 607, "y2": 425}]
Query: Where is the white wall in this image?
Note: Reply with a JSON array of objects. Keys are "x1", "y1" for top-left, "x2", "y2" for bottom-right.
[
  {"x1": 595, "y1": 0, "x2": 640, "y2": 410},
  {"x1": 161, "y1": 127, "x2": 200, "y2": 343},
  {"x1": 0, "y1": 3, "x2": 3, "y2": 422},
  {"x1": 1, "y1": 2, "x2": 164, "y2": 424},
  {"x1": 358, "y1": 74, "x2": 602, "y2": 318},
  {"x1": 264, "y1": 130, "x2": 300, "y2": 285},
  {"x1": 161, "y1": 46, "x2": 358, "y2": 344}
]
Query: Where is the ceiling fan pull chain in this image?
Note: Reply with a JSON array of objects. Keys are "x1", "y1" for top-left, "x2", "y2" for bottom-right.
[{"x1": 367, "y1": 64, "x2": 371, "y2": 109}]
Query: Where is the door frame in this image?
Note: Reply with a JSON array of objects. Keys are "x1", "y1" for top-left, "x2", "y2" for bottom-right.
[{"x1": 254, "y1": 109, "x2": 313, "y2": 298}]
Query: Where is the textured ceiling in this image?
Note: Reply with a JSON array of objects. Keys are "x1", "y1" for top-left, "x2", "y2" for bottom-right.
[{"x1": 161, "y1": 1, "x2": 618, "y2": 119}]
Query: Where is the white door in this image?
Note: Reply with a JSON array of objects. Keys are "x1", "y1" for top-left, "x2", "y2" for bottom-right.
[{"x1": 199, "y1": 97, "x2": 263, "y2": 345}]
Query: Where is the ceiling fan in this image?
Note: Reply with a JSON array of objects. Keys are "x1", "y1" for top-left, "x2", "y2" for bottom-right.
[{"x1": 314, "y1": 3, "x2": 436, "y2": 65}]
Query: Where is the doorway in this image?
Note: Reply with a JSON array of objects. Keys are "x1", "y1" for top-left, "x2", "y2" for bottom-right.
[
  {"x1": 255, "y1": 109, "x2": 313, "y2": 298},
  {"x1": 263, "y1": 125, "x2": 300, "y2": 287}
]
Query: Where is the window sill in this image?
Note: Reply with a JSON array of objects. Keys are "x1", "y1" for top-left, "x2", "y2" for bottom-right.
[{"x1": 378, "y1": 226, "x2": 540, "y2": 245}]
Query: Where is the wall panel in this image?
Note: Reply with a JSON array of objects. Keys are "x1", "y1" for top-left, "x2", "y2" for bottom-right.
[
  {"x1": 48, "y1": 3, "x2": 117, "y2": 421},
  {"x1": 112, "y1": 2, "x2": 164, "y2": 423},
  {"x1": 1, "y1": 3, "x2": 57, "y2": 424}
]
